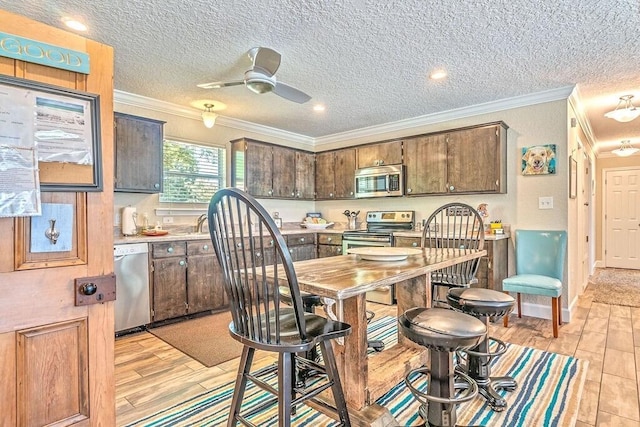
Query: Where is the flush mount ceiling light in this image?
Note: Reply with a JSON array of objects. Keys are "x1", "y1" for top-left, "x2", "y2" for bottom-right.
[
  {"x1": 201, "y1": 103, "x2": 217, "y2": 128},
  {"x1": 604, "y1": 95, "x2": 640, "y2": 122},
  {"x1": 62, "y1": 17, "x2": 87, "y2": 31},
  {"x1": 612, "y1": 140, "x2": 640, "y2": 157},
  {"x1": 429, "y1": 69, "x2": 448, "y2": 80}
]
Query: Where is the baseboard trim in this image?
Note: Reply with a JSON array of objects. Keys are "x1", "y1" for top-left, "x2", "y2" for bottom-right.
[{"x1": 512, "y1": 300, "x2": 573, "y2": 323}]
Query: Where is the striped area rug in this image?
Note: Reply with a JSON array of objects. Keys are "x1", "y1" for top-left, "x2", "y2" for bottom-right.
[{"x1": 126, "y1": 316, "x2": 587, "y2": 427}]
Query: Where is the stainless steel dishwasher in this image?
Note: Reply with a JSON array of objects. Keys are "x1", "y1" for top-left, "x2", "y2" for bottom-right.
[{"x1": 114, "y1": 243, "x2": 151, "y2": 334}]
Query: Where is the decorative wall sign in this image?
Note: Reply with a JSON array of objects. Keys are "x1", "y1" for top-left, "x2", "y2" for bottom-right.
[
  {"x1": 0, "y1": 31, "x2": 90, "y2": 74},
  {"x1": 0, "y1": 75, "x2": 102, "y2": 191},
  {"x1": 521, "y1": 144, "x2": 556, "y2": 175}
]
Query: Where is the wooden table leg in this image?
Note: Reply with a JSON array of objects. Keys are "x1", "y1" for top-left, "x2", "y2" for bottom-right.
[
  {"x1": 340, "y1": 294, "x2": 368, "y2": 409},
  {"x1": 395, "y1": 274, "x2": 430, "y2": 348}
]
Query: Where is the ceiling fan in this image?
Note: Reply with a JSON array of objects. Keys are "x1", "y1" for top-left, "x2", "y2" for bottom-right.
[{"x1": 198, "y1": 47, "x2": 311, "y2": 104}]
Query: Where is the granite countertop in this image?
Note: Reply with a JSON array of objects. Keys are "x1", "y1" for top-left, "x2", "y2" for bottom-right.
[{"x1": 114, "y1": 224, "x2": 508, "y2": 244}]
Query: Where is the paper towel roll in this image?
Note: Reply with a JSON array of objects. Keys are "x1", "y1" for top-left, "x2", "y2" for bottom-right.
[{"x1": 122, "y1": 206, "x2": 137, "y2": 236}]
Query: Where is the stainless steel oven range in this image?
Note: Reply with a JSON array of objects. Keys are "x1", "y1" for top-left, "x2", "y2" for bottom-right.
[{"x1": 342, "y1": 210, "x2": 415, "y2": 304}]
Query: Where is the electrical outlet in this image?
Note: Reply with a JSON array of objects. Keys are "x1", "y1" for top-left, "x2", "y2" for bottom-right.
[
  {"x1": 162, "y1": 216, "x2": 174, "y2": 224},
  {"x1": 538, "y1": 196, "x2": 554, "y2": 209}
]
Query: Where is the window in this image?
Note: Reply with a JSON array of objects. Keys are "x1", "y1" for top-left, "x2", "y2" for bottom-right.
[{"x1": 160, "y1": 139, "x2": 225, "y2": 203}]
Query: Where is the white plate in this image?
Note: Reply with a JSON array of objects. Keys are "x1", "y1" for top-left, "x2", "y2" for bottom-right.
[
  {"x1": 300, "y1": 222, "x2": 334, "y2": 229},
  {"x1": 347, "y1": 247, "x2": 422, "y2": 261}
]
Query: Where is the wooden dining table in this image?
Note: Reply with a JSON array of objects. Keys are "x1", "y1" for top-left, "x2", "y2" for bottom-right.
[{"x1": 270, "y1": 247, "x2": 486, "y2": 424}]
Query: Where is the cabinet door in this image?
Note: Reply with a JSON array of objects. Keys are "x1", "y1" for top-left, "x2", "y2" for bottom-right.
[
  {"x1": 404, "y1": 134, "x2": 448, "y2": 195},
  {"x1": 245, "y1": 141, "x2": 274, "y2": 197},
  {"x1": 318, "y1": 245, "x2": 343, "y2": 257},
  {"x1": 295, "y1": 151, "x2": 315, "y2": 199},
  {"x1": 114, "y1": 113, "x2": 165, "y2": 193},
  {"x1": 333, "y1": 148, "x2": 356, "y2": 199},
  {"x1": 289, "y1": 245, "x2": 317, "y2": 261},
  {"x1": 394, "y1": 236, "x2": 421, "y2": 248},
  {"x1": 272, "y1": 145, "x2": 296, "y2": 198},
  {"x1": 152, "y1": 257, "x2": 187, "y2": 321},
  {"x1": 357, "y1": 140, "x2": 402, "y2": 168},
  {"x1": 447, "y1": 125, "x2": 502, "y2": 193},
  {"x1": 187, "y1": 255, "x2": 217, "y2": 313},
  {"x1": 315, "y1": 151, "x2": 336, "y2": 199}
]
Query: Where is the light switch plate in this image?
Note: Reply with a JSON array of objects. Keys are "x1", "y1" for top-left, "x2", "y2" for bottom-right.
[{"x1": 539, "y1": 196, "x2": 554, "y2": 209}]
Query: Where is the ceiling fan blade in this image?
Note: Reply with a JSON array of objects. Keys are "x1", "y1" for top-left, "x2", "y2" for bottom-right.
[
  {"x1": 197, "y1": 80, "x2": 244, "y2": 89},
  {"x1": 252, "y1": 47, "x2": 281, "y2": 77},
  {"x1": 273, "y1": 82, "x2": 311, "y2": 104}
]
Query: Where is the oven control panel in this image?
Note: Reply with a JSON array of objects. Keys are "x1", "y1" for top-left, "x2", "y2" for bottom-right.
[{"x1": 366, "y1": 211, "x2": 414, "y2": 223}]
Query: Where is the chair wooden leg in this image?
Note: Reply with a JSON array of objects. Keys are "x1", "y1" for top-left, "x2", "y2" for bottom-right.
[
  {"x1": 551, "y1": 297, "x2": 559, "y2": 338},
  {"x1": 227, "y1": 346, "x2": 254, "y2": 427},
  {"x1": 517, "y1": 293, "x2": 522, "y2": 318},
  {"x1": 503, "y1": 292, "x2": 509, "y2": 327},
  {"x1": 558, "y1": 295, "x2": 562, "y2": 325},
  {"x1": 278, "y1": 353, "x2": 294, "y2": 427},
  {"x1": 319, "y1": 340, "x2": 351, "y2": 427}
]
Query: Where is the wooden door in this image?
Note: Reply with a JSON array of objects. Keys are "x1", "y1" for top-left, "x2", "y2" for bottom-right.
[
  {"x1": 447, "y1": 125, "x2": 501, "y2": 193},
  {"x1": 333, "y1": 148, "x2": 356, "y2": 198},
  {"x1": 356, "y1": 140, "x2": 402, "y2": 168},
  {"x1": 245, "y1": 140, "x2": 274, "y2": 197},
  {"x1": 295, "y1": 151, "x2": 315, "y2": 199},
  {"x1": 271, "y1": 145, "x2": 296, "y2": 198},
  {"x1": 605, "y1": 168, "x2": 640, "y2": 269},
  {"x1": 404, "y1": 134, "x2": 448, "y2": 195},
  {"x1": 0, "y1": 10, "x2": 116, "y2": 425}
]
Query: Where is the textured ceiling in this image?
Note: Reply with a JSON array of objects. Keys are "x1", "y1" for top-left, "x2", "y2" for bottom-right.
[{"x1": 3, "y1": 0, "x2": 640, "y2": 153}]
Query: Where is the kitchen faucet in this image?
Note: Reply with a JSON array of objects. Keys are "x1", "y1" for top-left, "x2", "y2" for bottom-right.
[{"x1": 196, "y1": 214, "x2": 208, "y2": 233}]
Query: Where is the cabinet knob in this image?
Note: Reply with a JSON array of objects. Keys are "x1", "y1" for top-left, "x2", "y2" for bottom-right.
[
  {"x1": 179, "y1": 260, "x2": 186, "y2": 266},
  {"x1": 300, "y1": 237, "x2": 305, "y2": 243},
  {"x1": 349, "y1": 191, "x2": 354, "y2": 196},
  {"x1": 407, "y1": 188, "x2": 412, "y2": 193},
  {"x1": 203, "y1": 244, "x2": 209, "y2": 250},
  {"x1": 412, "y1": 242, "x2": 417, "y2": 247},
  {"x1": 337, "y1": 248, "x2": 342, "y2": 254},
  {"x1": 256, "y1": 252, "x2": 262, "y2": 258},
  {"x1": 167, "y1": 247, "x2": 174, "y2": 253},
  {"x1": 329, "y1": 192, "x2": 334, "y2": 198},
  {"x1": 268, "y1": 189, "x2": 273, "y2": 196},
  {"x1": 236, "y1": 242, "x2": 242, "y2": 248},
  {"x1": 269, "y1": 240, "x2": 274, "y2": 246},
  {"x1": 291, "y1": 191, "x2": 295, "y2": 197},
  {"x1": 449, "y1": 185, "x2": 455, "y2": 191},
  {"x1": 296, "y1": 191, "x2": 301, "y2": 198},
  {"x1": 327, "y1": 237, "x2": 332, "y2": 242},
  {"x1": 154, "y1": 183, "x2": 160, "y2": 189},
  {"x1": 289, "y1": 249, "x2": 293, "y2": 254}
]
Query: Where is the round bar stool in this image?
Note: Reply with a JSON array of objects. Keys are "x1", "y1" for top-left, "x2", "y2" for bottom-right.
[
  {"x1": 399, "y1": 307, "x2": 486, "y2": 427},
  {"x1": 447, "y1": 288, "x2": 516, "y2": 411}
]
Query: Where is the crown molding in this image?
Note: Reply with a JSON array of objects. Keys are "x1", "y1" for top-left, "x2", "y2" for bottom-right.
[
  {"x1": 114, "y1": 90, "x2": 314, "y2": 146},
  {"x1": 568, "y1": 86, "x2": 597, "y2": 154},
  {"x1": 116, "y1": 86, "x2": 575, "y2": 148},
  {"x1": 315, "y1": 86, "x2": 576, "y2": 146}
]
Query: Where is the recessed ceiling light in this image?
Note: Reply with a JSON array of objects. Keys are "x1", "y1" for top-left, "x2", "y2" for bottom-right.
[
  {"x1": 429, "y1": 69, "x2": 447, "y2": 80},
  {"x1": 62, "y1": 17, "x2": 87, "y2": 32},
  {"x1": 313, "y1": 104, "x2": 325, "y2": 112}
]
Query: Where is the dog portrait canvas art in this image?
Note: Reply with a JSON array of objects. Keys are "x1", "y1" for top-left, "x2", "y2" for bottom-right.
[{"x1": 521, "y1": 144, "x2": 556, "y2": 175}]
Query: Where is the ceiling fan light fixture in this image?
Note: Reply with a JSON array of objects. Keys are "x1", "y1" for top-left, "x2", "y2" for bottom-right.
[
  {"x1": 612, "y1": 140, "x2": 640, "y2": 157},
  {"x1": 201, "y1": 103, "x2": 217, "y2": 128},
  {"x1": 244, "y1": 70, "x2": 275, "y2": 94},
  {"x1": 604, "y1": 95, "x2": 640, "y2": 122}
]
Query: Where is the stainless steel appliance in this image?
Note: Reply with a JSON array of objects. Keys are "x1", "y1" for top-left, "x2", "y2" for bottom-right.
[
  {"x1": 354, "y1": 164, "x2": 404, "y2": 198},
  {"x1": 342, "y1": 210, "x2": 415, "y2": 304},
  {"x1": 114, "y1": 243, "x2": 151, "y2": 334}
]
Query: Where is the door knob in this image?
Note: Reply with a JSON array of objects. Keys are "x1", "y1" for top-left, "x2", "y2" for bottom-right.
[{"x1": 80, "y1": 283, "x2": 97, "y2": 295}]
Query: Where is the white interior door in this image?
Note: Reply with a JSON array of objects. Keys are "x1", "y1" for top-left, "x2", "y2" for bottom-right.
[{"x1": 605, "y1": 168, "x2": 640, "y2": 269}]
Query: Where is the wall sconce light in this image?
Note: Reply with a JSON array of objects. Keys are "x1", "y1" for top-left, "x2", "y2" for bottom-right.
[
  {"x1": 201, "y1": 103, "x2": 217, "y2": 128},
  {"x1": 604, "y1": 95, "x2": 640, "y2": 122},
  {"x1": 612, "y1": 140, "x2": 640, "y2": 157}
]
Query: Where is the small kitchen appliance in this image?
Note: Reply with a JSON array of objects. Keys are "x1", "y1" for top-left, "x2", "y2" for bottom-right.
[
  {"x1": 121, "y1": 206, "x2": 138, "y2": 236},
  {"x1": 354, "y1": 164, "x2": 404, "y2": 198}
]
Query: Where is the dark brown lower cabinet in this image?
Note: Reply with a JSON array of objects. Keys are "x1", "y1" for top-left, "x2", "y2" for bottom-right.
[
  {"x1": 151, "y1": 240, "x2": 227, "y2": 322},
  {"x1": 317, "y1": 233, "x2": 343, "y2": 258},
  {"x1": 394, "y1": 236, "x2": 508, "y2": 291}
]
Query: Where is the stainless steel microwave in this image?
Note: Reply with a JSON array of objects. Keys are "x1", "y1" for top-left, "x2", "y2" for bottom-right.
[{"x1": 354, "y1": 164, "x2": 404, "y2": 198}]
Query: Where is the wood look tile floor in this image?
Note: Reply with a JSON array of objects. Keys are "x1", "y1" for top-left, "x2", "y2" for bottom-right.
[{"x1": 115, "y1": 286, "x2": 640, "y2": 426}]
